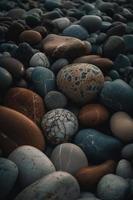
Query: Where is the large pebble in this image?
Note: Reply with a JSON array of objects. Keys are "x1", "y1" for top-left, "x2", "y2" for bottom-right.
[
  {"x1": 9, "y1": 145, "x2": 56, "y2": 188},
  {"x1": 78, "y1": 104, "x2": 109, "y2": 127},
  {"x1": 0, "y1": 57, "x2": 24, "y2": 79},
  {"x1": 116, "y1": 159, "x2": 133, "y2": 179},
  {"x1": 4, "y1": 87, "x2": 45, "y2": 125},
  {"x1": 15, "y1": 171, "x2": 80, "y2": 200},
  {"x1": 29, "y1": 52, "x2": 50, "y2": 68},
  {"x1": 31, "y1": 66, "x2": 55, "y2": 97},
  {"x1": 42, "y1": 34, "x2": 88, "y2": 60},
  {"x1": 110, "y1": 112, "x2": 133, "y2": 142},
  {"x1": 100, "y1": 79, "x2": 133, "y2": 113},
  {"x1": 0, "y1": 158, "x2": 18, "y2": 199},
  {"x1": 75, "y1": 160, "x2": 116, "y2": 190},
  {"x1": 74, "y1": 129, "x2": 122, "y2": 163},
  {"x1": 0, "y1": 106, "x2": 45, "y2": 155},
  {"x1": 57, "y1": 63, "x2": 104, "y2": 105},
  {"x1": 97, "y1": 174, "x2": 129, "y2": 200},
  {"x1": 80, "y1": 15, "x2": 102, "y2": 33},
  {"x1": 41, "y1": 108, "x2": 78, "y2": 145},
  {"x1": 51, "y1": 143, "x2": 88, "y2": 174}
]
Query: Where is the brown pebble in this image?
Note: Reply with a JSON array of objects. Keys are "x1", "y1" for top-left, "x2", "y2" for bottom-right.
[
  {"x1": 42, "y1": 34, "x2": 89, "y2": 60},
  {"x1": 73, "y1": 55, "x2": 113, "y2": 72},
  {"x1": 0, "y1": 57, "x2": 25, "y2": 79},
  {"x1": 19, "y1": 30, "x2": 42, "y2": 45},
  {"x1": 75, "y1": 160, "x2": 116, "y2": 190},
  {"x1": 0, "y1": 106, "x2": 45, "y2": 155},
  {"x1": 78, "y1": 104, "x2": 109, "y2": 127},
  {"x1": 4, "y1": 87, "x2": 45, "y2": 125}
]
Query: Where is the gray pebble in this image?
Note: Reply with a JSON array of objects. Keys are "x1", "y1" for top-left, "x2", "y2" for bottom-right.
[
  {"x1": 29, "y1": 52, "x2": 50, "y2": 68},
  {"x1": 116, "y1": 159, "x2": 133, "y2": 179},
  {"x1": 122, "y1": 143, "x2": 133, "y2": 160}
]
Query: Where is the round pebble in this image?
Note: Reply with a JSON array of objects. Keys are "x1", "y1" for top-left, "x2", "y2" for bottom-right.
[
  {"x1": 116, "y1": 159, "x2": 133, "y2": 179},
  {"x1": 97, "y1": 174, "x2": 129, "y2": 200},
  {"x1": 57, "y1": 63, "x2": 104, "y2": 105},
  {"x1": 29, "y1": 52, "x2": 50, "y2": 68},
  {"x1": 9, "y1": 145, "x2": 56, "y2": 188},
  {"x1": 44, "y1": 91, "x2": 67, "y2": 110},
  {"x1": 51, "y1": 143, "x2": 88, "y2": 175},
  {"x1": 0, "y1": 67, "x2": 12, "y2": 90},
  {"x1": 19, "y1": 30, "x2": 42, "y2": 45},
  {"x1": 121, "y1": 143, "x2": 133, "y2": 160},
  {"x1": 41, "y1": 108, "x2": 78, "y2": 145}
]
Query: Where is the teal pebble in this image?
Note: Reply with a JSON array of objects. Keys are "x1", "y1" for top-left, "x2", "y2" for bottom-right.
[
  {"x1": 0, "y1": 67, "x2": 12, "y2": 90},
  {"x1": 108, "y1": 70, "x2": 120, "y2": 80},
  {"x1": 74, "y1": 129, "x2": 122, "y2": 163},
  {"x1": 31, "y1": 66, "x2": 55, "y2": 97}
]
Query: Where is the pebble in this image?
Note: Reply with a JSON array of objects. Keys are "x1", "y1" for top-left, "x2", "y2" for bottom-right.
[
  {"x1": 63, "y1": 25, "x2": 89, "y2": 40},
  {"x1": 4, "y1": 87, "x2": 45, "y2": 125},
  {"x1": 50, "y1": 58, "x2": 69, "y2": 74},
  {"x1": 75, "y1": 160, "x2": 116, "y2": 190},
  {"x1": 74, "y1": 129, "x2": 122, "y2": 163},
  {"x1": 121, "y1": 143, "x2": 133, "y2": 160},
  {"x1": 97, "y1": 174, "x2": 129, "y2": 200},
  {"x1": 123, "y1": 34, "x2": 133, "y2": 52},
  {"x1": 100, "y1": 79, "x2": 133, "y2": 113},
  {"x1": 0, "y1": 158, "x2": 18, "y2": 199},
  {"x1": 0, "y1": 106, "x2": 45, "y2": 155},
  {"x1": 9, "y1": 145, "x2": 55, "y2": 188},
  {"x1": 29, "y1": 52, "x2": 50, "y2": 68},
  {"x1": 0, "y1": 67, "x2": 12, "y2": 91},
  {"x1": 103, "y1": 36, "x2": 125, "y2": 59},
  {"x1": 41, "y1": 108, "x2": 78, "y2": 145},
  {"x1": 0, "y1": 57, "x2": 25, "y2": 79},
  {"x1": 114, "y1": 54, "x2": 131, "y2": 70},
  {"x1": 15, "y1": 171, "x2": 80, "y2": 200},
  {"x1": 78, "y1": 104, "x2": 109, "y2": 127},
  {"x1": 57, "y1": 63, "x2": 104, "y2": 105},
  {"x1": 110, "y1": 112, "x2": 133, "y2": 142},
  {"x1": 116, "y1": 159, "x2": 133, "y2": 179},
  {"x1": 80, "y1": 15, "x2": 102, "y2": 33},
  {"x1": 52, "y1": 17, "x2": 71, "y2": 32},
  {"x1": 42, "y1": 34, "x2": 89, "y2": 60},
  {"x1": 31, "y1": 66, "x2": 55, "y2": 97},
  {"x1": 19, "y1": 30, "x2": 42, "y2": 45},
  {"x1": 51, "y1": 143, "x2": 88, "y2": 175},
  {"x1": 44, "y1": 91, "x2": 67, "y2": 110}
]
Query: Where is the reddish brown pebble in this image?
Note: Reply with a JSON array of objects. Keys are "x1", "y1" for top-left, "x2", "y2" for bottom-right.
[
  {"x1": 19, "y1": 30, "x2": 42, "y2": 45},
  {"x1": 75, "y1": 160, "x2": 116, "y2": 190},
  {"x1": 0, "y1": 106, "x2": 45, "y2": 155},
  {"x1": 78, "y1": 104, "x2": 109, "y2": 127},
  {"x1": 73, "y1": 55, "x2": 113, "y2": 72},
  {"x1": 4, "y1": 87, "x2": 45, "y2": 125},
  {"x1": 42, "y1": 34, "x2": 89, "y2": 60}
]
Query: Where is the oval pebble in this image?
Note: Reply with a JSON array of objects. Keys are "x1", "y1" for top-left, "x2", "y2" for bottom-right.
[
  {"x1": 15, "y1": 171, "x2": 80, "y2": 200},
  {"x1": 51, "y1": 143, "x2": 88, "y2": 175},
  {"x1": 19, "y1": 30, "x2": 42, "y2": 45},
  {"x1": 29, "y1": 52, "x2": 50, "y2": 68},
  {"x1": 116, "y1": 159, "x2": 133, "y2": 179},
  {"x1": 31, "y1": 66, "x2": 55, "y2": 97},
  {"x1": 97, "y1": 174, "x2": 129, "y2": 200},
  {"x1": 0, "y1": 158, "x2": 18, "y2": 199},
  {"x1": 41, "y1": 108, "x2": 78, "y2": 145},
  {"x1": 9, "y1": 145, "x2": 56, "y2": 188},
  {"x1": 110, "y1": 112, "x2": 133, "y2": 142},
  {"x1": 0, "y1": 106, "x2": 45, "y2": 155},
  {"x1": 57, "y1": 63, "x2": 104, "y2": 105},
  {"x1": 44, "y1": 91, "x2": 67, "y2": 110},
  {"x1": 121, "y1": 143, "x2": 133, "y2": 160},
  {"x1": 0, "y1": 67, "x2": 12, "y2": 90}
]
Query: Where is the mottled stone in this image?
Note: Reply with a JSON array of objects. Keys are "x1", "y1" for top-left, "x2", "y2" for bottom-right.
[
  {"x1": 41, "y1": 108, "x2": 78, "y2": 145},
  {"x1": 57, "y1": 63, "x2": 104, "y2": 105},
  {"x1": 29, "y1": 52, "x2": 50, "y2": 68}
]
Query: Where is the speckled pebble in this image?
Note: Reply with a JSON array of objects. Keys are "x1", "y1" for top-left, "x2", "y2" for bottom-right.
[{"x1": 29, "y1": 52, "x2": 50, "y2": 68}]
